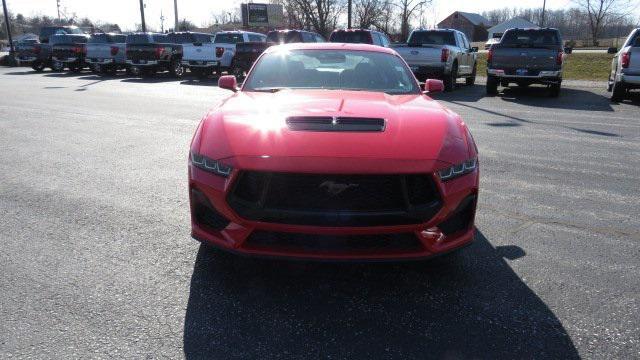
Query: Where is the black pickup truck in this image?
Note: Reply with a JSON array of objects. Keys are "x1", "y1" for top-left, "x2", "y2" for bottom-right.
[
  {"x1": 125, "y1": 33, "x2": 184, "y2": 77},
  {"x1": 51, "y1": 34, "x2": 91, "y2": 72},
  {"x1": 487, "y1": 28, "x2": 564, "y2": 97},
  {"x1": 231, "y1": 30, "x2": 324, "y2": 77},
  {"x1": 21, "y1": 25, "x2": 84, "y2": 72}
]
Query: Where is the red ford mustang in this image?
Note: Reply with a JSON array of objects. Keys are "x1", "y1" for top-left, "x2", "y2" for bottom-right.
[{"x1": 189, "y1": 43, "x2": 479, "y2": 260}]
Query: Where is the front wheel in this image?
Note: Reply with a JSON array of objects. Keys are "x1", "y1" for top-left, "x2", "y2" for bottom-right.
[
  {"x1": 32, "y1": 60, "x2": 46, "y2": 72},
  {"x1": 170, "y1": 60, "x2": 185, "y2": 78}
]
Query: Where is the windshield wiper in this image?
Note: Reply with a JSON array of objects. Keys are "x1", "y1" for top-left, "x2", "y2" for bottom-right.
[{"x1": 251, "y1": 87, "x2": 291, "y2": 93}]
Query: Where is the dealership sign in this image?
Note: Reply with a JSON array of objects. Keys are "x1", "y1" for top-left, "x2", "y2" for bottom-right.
[{"x1": 241, "y1": 3, "x2": 284, "y2": 27}]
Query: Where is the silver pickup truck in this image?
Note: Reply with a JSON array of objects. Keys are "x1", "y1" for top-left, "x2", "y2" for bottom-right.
[
  {"x1": 85, "y1": 33, "x2": 127, "y2": 75},
  {"x1": 487, "y1": 28, "x2": 564, "y2": 97},
  {"x1": 212, "y1": 31, "x2": 267, "y2": 73},
  {"x1": 394, "y1": 29, "x2": 478, "y2": 91},
  {"x1": 608, "y1": 28, "x2": 640, "y2": 102},
  {"x1": 178, "y1": 32, "x2": 216, "y2": 78}
]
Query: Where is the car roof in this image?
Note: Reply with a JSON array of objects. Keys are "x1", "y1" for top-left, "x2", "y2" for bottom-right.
[{"x1": 264, "y1": 42, "x2": 397, "y2": 55}]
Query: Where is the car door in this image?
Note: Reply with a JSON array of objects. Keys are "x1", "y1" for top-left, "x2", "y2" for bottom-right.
[{"x1": 456, "y1": 32, "x2": 471, "y2": 75}]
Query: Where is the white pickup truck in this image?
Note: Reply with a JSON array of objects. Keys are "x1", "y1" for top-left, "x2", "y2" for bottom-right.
[
  {"x1": 211, "y1": 31, "x2": 266, "y2": 73},
  {"x1": 394, "y1": 29, "x2": 478, "y2": 91},
  {"x1": 178, "y1": 32, "x2": 216, "y2": 78}
]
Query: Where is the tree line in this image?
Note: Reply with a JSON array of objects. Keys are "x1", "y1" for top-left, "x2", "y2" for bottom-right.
[{"x1": 3, "y1": 0, "x2": 638, "y2": 45}]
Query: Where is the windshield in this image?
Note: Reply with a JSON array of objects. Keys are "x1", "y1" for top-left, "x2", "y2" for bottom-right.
[
  {"x1": 267, "y1": 31, "x2": 302, "y2": 44},
  {"x1": 215, "y1": 33, "x2": 244, "y2": 44},
  {"x1": 408, "y1": 31, "x2": 456, "y2": 46},
  {"x1": 330, "y1": 31, "x2": 372, "y2": 44},
  {"x1": 501, "y1": 29, "x2": 561, "y2": 47},
  {"x1": 243, "y1": 49, "x2": 419, "y2": 95}
]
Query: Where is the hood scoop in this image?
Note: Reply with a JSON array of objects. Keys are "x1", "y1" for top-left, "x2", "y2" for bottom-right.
[{"x1": 286, "y1": 116, "x2": 386, "y2": 132}]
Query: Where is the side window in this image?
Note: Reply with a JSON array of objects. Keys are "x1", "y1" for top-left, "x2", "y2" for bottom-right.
[
  {"x1": 248, "y1": 34, "x2": 260, "y2": 42},
  {"x1": 301, "y1": 32, "x2": 314, "y2": 42},
  {"x1": 315, "y1": 34, "x2": 325, "y2": 42},
  {"x1": 372, "y1": 33, "x2": 381, "y2": 46},
  {"x1": 462, "y1": 34, "x2": 470, "y2": 49}
]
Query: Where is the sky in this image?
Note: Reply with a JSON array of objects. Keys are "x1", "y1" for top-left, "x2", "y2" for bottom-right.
[{"x1": 4, "y1": 0, "x2": 639, "y2": 32}]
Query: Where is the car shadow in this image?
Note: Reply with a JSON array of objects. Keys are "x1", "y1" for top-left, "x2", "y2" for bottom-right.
[
  {"x1": 433, "y1": 84, "x2": 486, "y2": 102},
  {"x1": 120, "y1": 74, "x2": 178, "y2": 83},
  {"x1": 180, "y1": 77, "x2": 220, "y2": 87},
  {"x1": 4, "y1": 70, "x2": 40, "y2": 75},
  {"x1": 44, "y1": 71, "x2": 89, "y2": 78},
  {"x1": 498, "y1": 86, "x2": 614, "y2": 112},
  {"x1": 183, "y1": 230, "x2": 579, "y2": 359}
]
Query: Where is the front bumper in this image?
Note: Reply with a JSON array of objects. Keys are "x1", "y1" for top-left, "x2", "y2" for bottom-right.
[
  {"x1": 189, "y1": 158, "x2": 479, "y2": 261},
  {"x1": 181, "y1": 60, "x2": 219, "y2": 68}
]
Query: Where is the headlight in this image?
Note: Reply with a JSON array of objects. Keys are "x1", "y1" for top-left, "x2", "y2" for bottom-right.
[
  {"x1": 438, "y1": 158, "x2": 477, "y2": 181},
  {"x1": 190, "y1": 152, "x2": 232, "y2": 177}
]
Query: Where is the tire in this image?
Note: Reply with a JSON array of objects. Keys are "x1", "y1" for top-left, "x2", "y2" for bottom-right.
[
  {"x1": 611, "y1": 81, "x2": 626, "y2": 102},
  {"x1": 549, "y1": 83, "x2": 561, "y2": 97},
  {"x1": 31, "y1": 60, "x2": 45, "y2": 72},
  {"x1": 486, "y1": 75, "x2": 498, "y2": 95},
  {"x1": 170, "y1": 60, "x2": 185, "y2": 78},
  {"x1": 466, "y1": 64, "x2": 476, "y2": 86},
  {"x1": 50, "y1": 60, "x2": 64, "y2": 72},
  {"x1": 129, "y1": 66, "x2": 142, "y2": 77},
  {"x1": 444, "y1": 62, "x2": 458, "y2": 92},
  {"x1": 91, "y1": 63, "x2": 102, "y2": 74}
]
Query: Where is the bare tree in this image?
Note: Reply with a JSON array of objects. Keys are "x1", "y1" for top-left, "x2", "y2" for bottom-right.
[
  {"x1": 288, "y1": 0, "x2": 345, "y2": 37},
  {"x1": 573, "y1": 0, "x2": 633, "y2": 45},
  {"x1": 354, "y1": 0, "x2": 384, "y2": 29},
  {"x1": 390, "y1": 0, "x2": 430, "y2": 42}
]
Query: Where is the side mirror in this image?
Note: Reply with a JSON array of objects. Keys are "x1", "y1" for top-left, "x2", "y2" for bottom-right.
[
  {"x1": 471, "y1": 46, "x2": 478, "y2": 52},
  {"x1": 422, "y1": 79, "x2": 444, "y2": 94},
  {"x1": 564, "y1": 46, "x2": 573, "y2": 54},
  {"x1": 218, "y1": 75, "x2": 238, "y2": 92},
  {"x1": 607, "y1": 47, "x2": 618, "y2": 54}
]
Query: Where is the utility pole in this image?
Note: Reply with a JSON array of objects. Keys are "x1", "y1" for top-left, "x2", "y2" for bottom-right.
[
  {"x1": 347, "y1": 0, "x2": 352, "y2": 29},
  {"x1": 138, "y1": 0, "x2": 146, "y2": 32},
  {"x1": 160, "y1": 10, "x2": 165, "y2": 33},
  {"x1": 541, "y1": 0, "x2": 547, "y2": 27},
  {"x1": 56, "y1": 0, "x2": 61, "y2": 22},
  {"x1": 174, "y1": 0, "x2": 179, "y2": 31},
  {"x1": 2, "y1": 0, "x2": 14, "y2": 54}
]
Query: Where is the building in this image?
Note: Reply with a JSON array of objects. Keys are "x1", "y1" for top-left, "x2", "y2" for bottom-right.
[
  {"x1": 487, "y1": 18, "x2": 539, "y2": 39},
  {"x1": 437, "y1": 12, "x2": 492, "y2": 42}
]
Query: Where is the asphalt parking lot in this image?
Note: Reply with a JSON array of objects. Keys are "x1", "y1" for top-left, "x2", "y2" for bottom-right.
[{"x1": 0, "y1": 67, "x2": 639, "y2": 358}]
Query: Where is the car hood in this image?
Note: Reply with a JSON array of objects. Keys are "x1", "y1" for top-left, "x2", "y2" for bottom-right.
[{"x1": 195, "y1": 90, "x2": 470, "y2": 170}]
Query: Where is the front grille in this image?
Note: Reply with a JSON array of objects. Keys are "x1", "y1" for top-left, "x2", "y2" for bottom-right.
[
  {"x1": 286, "y1": 117, "x2": 385, "y2": 132},
  {"x1": 228, "y1": 172, "x2": 441, "y2": 227},
  {"x1": 245, "y1": 231, "x2": 423, "y2": 253}
]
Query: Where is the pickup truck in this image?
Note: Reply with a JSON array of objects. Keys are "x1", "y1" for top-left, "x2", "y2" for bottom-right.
[
  {"x1": 210, "y1": 31, "x2": 266, "y2": 76},
  {"x1": 51, "y1": 34, "x2": 91, "y2": 72},
  {"x1": 24, "y1": 25, "x2": 84, "y2": 72},
  {"x1": 329, "y1": 29, "x2": 391, "y2": 46},
  {"x1": 230, "y1": 30, "x2": 321, "y2": 78},
  {"x1": 608, "y1": 28, "x2": 640, "y2": 102},
  {"x1": 175, "y1": 32, "x2": 216, "y2": 78},
  {"x1": 394, "y1": 29, "x2": 477, "y2": 91},
  {"x1": 125, "y1": 33, "x2": 184, "y2": 77},
  {"x1": 85, "y1": 33, "x2": 127, "y2": 75},
  {"x1": 486, "y1": 28, "x2": 564, "y2": 97}
]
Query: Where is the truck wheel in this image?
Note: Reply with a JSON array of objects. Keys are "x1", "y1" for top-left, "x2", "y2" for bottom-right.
[
  {"x1": 466, "y1": 64, "x2": 476, "y2": 85},
  {"x1": 170, "y1": 60, "x2": 185, "y2": 78},
  {"x1": 91, "y1": 63, "x2": 102, "y2": 74},
  {"x1": 129, "y1": 66, "x2": 141, "y2": 77},
  {"x1": 486, "y1": 75, "x2": 498, "y2": 95},
  {"x1": 32, "y1": 60, "x2": 45, "y2": 72},
  {"x1": 549, "y1": 83, "x2": 561, "y2": 97},
  {"x1": 51, "y1": 60, "x2": 64, "y2": 72},
  {"x1": 610, "y1": 81, "x2": 626, "y2": 102},
  {"x1": 444, "y1": 63, "x2": 457, "y2": 92}
]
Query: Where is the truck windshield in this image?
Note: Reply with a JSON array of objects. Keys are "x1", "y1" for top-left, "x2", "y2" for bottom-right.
[
  {"x1": 330, "y1": 31, "x2": 372, "y2": 44},
  {"x1": 408, "y1": 31, "x2": 456, "y2": 46},
  {"x1": 501, "y1": 30, "x2": 560, "y2": 47},
  {"x1": 267, "y1": 31, "x2": 302, "y2": 44},
  {"x1": 215, "y1": 33, "x2": 244, "y2": 44},
  {"x1": 244, "y1": 49, "x2": 419, "y2": 95}
]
